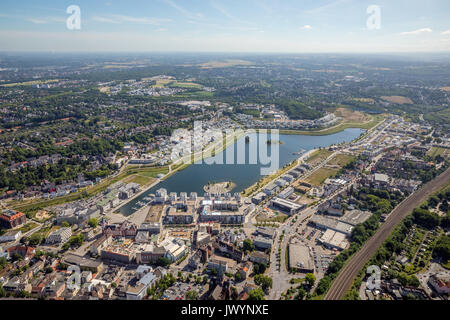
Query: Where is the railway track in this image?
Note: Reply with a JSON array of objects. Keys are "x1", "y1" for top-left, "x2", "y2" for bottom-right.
[{"x1": 325, "y1": 167, "x2": 450, "y2": 300}]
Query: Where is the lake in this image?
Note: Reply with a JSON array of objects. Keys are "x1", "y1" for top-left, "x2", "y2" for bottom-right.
[{"x1": 118, "y1": 128, "x2": 364, "y2": 215}]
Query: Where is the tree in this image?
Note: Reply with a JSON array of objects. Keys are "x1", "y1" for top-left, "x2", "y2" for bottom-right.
[
  {"x1": 234, "y1": 272, "x2": 243, "y2": 282},
  {"x1": 156, "y1": 257, "x2": 172, "y2": 267},
  {"x1": 305, "y1": 273, "x2": 316, "y2": 287},
  {"x1": 243, "y1": 239, "x2": 254, "y2": 252},
  {"x1": 29, "y1": 233, "x2": 44, "y2": 246},
  {"x1": 413, "y1": 208, "x2": 440, "y2": 229},
  {"x1": 254, "y1": 274, "x2": 273, "y2": 291},
  {"x1": 0, "y1": 284, "x2": 6, "y2": 298},
  {"x1": 296, "y1": 287, "x2": 307, "y2": 300},
  {"x1": 0, "y1": 257, "x2": 7, "y2": 269},
  {"x1": 61, "y1": 221, "x2": 70, "y2": 228},
  {"x1": 88, "y1": 218, "x2": 99, "y2": 228},
  {"x1": 247, "y1": 288, "x2": 265, "y2": 301},
  {"x1": 315, "y1": 276, "x2": 332, "y2": 295},
  {"x1": 253, "y1": 262, "x2": 267, "y2": 275},
  {"x1": 185, "y1": 290, "x2": 198, "y2": 300},
  {"x1": 433, "y1": 235, "x2": 450, "y2": 262}
]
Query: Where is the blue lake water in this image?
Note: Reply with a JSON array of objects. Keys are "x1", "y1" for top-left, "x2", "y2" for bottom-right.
[{"x1": 119, "y1": 128, "x2": 364, "y2": 215}]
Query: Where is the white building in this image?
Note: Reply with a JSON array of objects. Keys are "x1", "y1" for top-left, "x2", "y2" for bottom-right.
[
  {"x1": 0, "y1": 230, "x2": 22, "y2": 243},
  {"x1": 46, "y1": 227, "x2": 72, "y2": 245}
]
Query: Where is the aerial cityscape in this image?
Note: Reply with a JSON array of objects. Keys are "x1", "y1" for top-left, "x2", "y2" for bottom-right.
[{"x1": 0, "y1": 0, "x2": 449, "y2": 307}]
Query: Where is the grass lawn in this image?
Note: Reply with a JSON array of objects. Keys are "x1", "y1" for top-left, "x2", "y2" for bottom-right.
[
  {"x1": 327, "y1": 154, "x2": 355, "y2": 167},
  {"x1": 242, "y1": 161, "x2": 298, "y2": 197},
  {"x1": 16, "y1": 222, "x2": 39, "y2": 233},
  {"x1": 278, "y1": 113, "x2": 384, "y2": 136},
  {"x1": 168, "y1": 81, "x2": 202, "y2": 89},
  {"x1": 305, "y1": 168, "x2": 339, "y2": 186},
  {"x1": 428, "y1": 147, "x2": 450, "y2": 159},
  {"x1": 442, "y1": 261, "x2": 450, "y2": 270},
  {"x1": 306, "y1": 149, "x2": 333, "y2": 166},
  {"x1": 136, "y1": 167, "x2": 169, "y2": 178},
  {"x1": 1, "y1": 79, "x2": 59, "y2": 87},
  {"x1": 124, "y1": 174, "x2": 155, "y2": 187},
  {"x1": 257, "y1": 212, "x2": 289, "y2": 223}
]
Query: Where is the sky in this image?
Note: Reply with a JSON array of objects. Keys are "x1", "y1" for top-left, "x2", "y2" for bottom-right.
[{"x1": 0, "y1": 0, "x2": 449, "y2": 53}]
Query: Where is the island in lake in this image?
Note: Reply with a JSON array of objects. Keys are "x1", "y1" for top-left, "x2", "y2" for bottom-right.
[
  {"x1": 204, "y1": 181, "x2": 236, "y2": 194},
  {"x1": 266, "y1": 139, "x2": 283, "y2": 145}
]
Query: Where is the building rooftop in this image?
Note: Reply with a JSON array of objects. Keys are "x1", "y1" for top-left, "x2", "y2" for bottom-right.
[
  {"x1": 339, "y1": 210, "x2": 372, "y2": 226},
  {"x1": 288, "y1": 244, "x2": 314, "y2": 271}
]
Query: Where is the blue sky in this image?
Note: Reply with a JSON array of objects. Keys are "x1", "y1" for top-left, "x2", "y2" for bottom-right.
[{"x1": 0, "y1": 0, "x2": 449, "y2": 52}]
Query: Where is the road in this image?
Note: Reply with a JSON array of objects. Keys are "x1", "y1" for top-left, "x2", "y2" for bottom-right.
[
  {"x1": 325, "y1": 166, "x2": 450, "y2": 300},
  {"x1": 268, "y1": 207, "x2": 315, "y2": 299}
]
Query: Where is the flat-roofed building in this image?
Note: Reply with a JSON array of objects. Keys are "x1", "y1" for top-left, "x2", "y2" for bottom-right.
[
  {"x1": 275, "y1": 179, "x2": 287, "y2": 187},
  {"x1": 160, "y1": 238, "x2": 188, "y2": 262},
  {"x1": 165, "y1": 202, "x2": 195, "y2": 225},
  {"x1": 62, "y1": 253, "x2": 103, "y2": 273},
  {"x1": 339, "y1": 210, "x2": 372, "y2": 226},
  {"x1": 90, "y1": 235, "x2": 113, "y2": 257},
  {"x1": 281, "y1": 174, "x2": 295, "y2": 183},
  {"x1": 271, "y1": 198, "x2": 303, "y2": 215},
  {"x1": 278, "y1": 187, "x2": 294, "y2": 199},
  {"x1": 254, "y1": 236, "x2": 273, "y2": 250},
  {"x1": 207, "y1": 255, "x2": 236, "y2": 274},
  {"x1": 288, "y1": 244, "x2": 314, "y2": 273},
  {"x1": 46, "y1": 227, "x2": 72, "y2": 245},
  {"x1": 249, "y1": 251, "x2": 270, "y2": 265},
  {"x1": 0, "y1": 230, "x2": 22, "y2": 243},
  {"x1": 139, "y1": 222, "x2": 161, "y2": 235},
  {"x1": 198, "y1": 200, "x2": 247, "y2": 225},
  {"x1": 135, "y1": 244, "x2": 166, "y2": 264},
  {"x1": 101, "y1": 243, "x2": 136, "y2": 264},
  {"x1": 319, "y1": 229, "x2": 349, "y2": 251},
  {"x1": 154, "y1": 188, "x2": 168, "y2": 204},
  {"x1": 309, "y1": 215, "x2": 354, "y2": 236},
  {"x1": 264, "y1": 184, "x2": 279, "y2": 196},
  {"x1": 256, "y1": 227, "x2": 277, "y2": 239},
  {"x1": 252, "y1": 192, "x2": 266, "y2": 204}
]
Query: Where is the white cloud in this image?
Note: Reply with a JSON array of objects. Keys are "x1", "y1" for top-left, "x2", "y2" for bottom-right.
[
  {"x1": 399, "y1": 28, "x2": 432, "y2": 35},
  {"x1": 164, "y1": 0, "x2": 194, "y2": 19},
  {"x1": 26, "y1": 18, "x2": 48, "y2": 24},
  {"x1": 304, "y1": 0, "x2": 352, "y2": 14},
  {"x1": 92, "y1": 16, "x2": 120, "y2": 24},
  {"x1": 92, "y1": 15, "x2": 172, "y2": 25},
  {"x1": 301, "y1": 25, "x2": 313, "y2": 30},
  {"x1": 441, "y1": 30, "x2": 450, "y2": 35},
  {"x1": 210, "y1": 0, "x2": 234, "y2": 20},
  {"x1": 25, "y1": 17, "x2": 66, "y2": 24}
]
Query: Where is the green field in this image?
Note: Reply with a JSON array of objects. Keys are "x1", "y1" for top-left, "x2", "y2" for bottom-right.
[
  {"x1": 327, "y1": 154, "x2": 355, "y2": 167},
  {"x1": 305, "y1": 168, "x2": 339, "y2": 186},
  {"x1": 428, "y1": 147, "x2": 450, "y2": 159},
  {"x1": 306, "y1": 149, "x2": 333, "y2": 166},
  {"x1": 278, "y1": 114, "x2": 384, "y2": 136},
  {"x1": 1, "y1": 79, "x2": 59, "y2": 87}
]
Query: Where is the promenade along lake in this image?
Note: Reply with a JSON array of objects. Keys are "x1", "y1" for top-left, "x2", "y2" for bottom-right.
[{"x1": 119, "y1": 128, "x2": 364, "y2": 216}]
